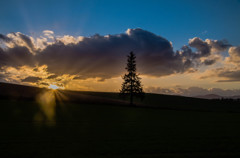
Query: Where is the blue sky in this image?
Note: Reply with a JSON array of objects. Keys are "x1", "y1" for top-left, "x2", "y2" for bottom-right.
[
  {"x1": 1, "y1": 0, "x2": 240, "y2": 95},
  {"x1": 1, "y1": 0, "x2": 240, "y2": 50}
]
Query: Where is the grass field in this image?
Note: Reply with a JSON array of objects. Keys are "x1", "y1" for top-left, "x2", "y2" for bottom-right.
[{"x1": 1, "y1": 98, "x2": 240, "y2": 158}]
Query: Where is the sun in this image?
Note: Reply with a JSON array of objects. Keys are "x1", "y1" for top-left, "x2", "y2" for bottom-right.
[{"x1": 48, "y1": 84, "x2": 59, "y2": 90}]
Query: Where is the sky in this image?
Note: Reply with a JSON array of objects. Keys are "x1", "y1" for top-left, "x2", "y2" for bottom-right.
[{"x1": 0, "y1": 0, "x2": 240, "y2": 96}]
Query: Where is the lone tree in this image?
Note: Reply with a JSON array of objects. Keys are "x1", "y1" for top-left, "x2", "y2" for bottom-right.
[{"x1": 120, "y1": 51, "x2": 144, "y2": 105}]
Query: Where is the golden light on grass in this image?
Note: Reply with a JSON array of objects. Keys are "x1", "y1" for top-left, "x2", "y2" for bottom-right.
[
  {"x1": 35, "y1": 85, "x2": 67, "y2": 125},
  {"x1": 36, "y1": 90, "x2": 56, "y2": 124}
]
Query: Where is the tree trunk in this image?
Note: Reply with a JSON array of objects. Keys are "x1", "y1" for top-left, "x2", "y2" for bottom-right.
[
  {"x1": 130, "y1": 74, "x2": 133, "y2": 106},
  {"x1": 130, "y1": 91, "x2": 133, "y2": 106}
]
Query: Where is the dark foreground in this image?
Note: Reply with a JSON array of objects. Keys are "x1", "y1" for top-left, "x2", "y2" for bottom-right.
[{"x1": 1, "y1": 98, "x2": 240, "y2": 158}]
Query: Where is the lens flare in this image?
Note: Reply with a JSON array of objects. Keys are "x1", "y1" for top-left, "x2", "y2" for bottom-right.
[
  {"x1": 36, "y1": 90, "x2": 56, "y2": 124},
  {"x1": 35, "y1": 87, "x2": 68, "y2": 125}
]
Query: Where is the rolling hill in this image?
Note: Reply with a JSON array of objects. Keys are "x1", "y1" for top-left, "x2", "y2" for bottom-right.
[
  {"x1": 1, "y1": 82, "x2": 240, "y2": 157},
  {"x1": 0, "y1": 82, "x2": 239, "y2": 112}
]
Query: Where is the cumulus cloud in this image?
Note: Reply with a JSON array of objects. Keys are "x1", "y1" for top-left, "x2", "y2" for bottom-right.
[
  {"x1": 178, "y1": 37, "x2": 231, "y2": 67},
  {"x1": 35, "y1": 29, "x2": 215, "y2": 78},
  {"x1": 0, "y1": 46, "x2": 35, "y2": 67},
  {"x1": 17, "y1": 33, "x2": 35, "y2": 51},
  {"x1": 43, "y1": 30, "x2": 54, "y2": 39},
  {"x1": 205, "y1": 39, "x2": 231, "y2": 53},
  {"x1": 189, "y1": 37, "x2": 211, "y2": 57},
  {"x1": 227, "y1": 46, "x2": 240, "y2": 64},
  {"x1": 0, "y1": 64, "x2": 75, "y2": 88},
  {"x1": 2, "y1": 32, "x2": 36, "y2": 53},
  {"x1": 56, "y1": 35, "x2": 84, "y2": 45},
  {"x1": 218, "y1": 69, "x2": 240, "y2": 81},
  {"x1": 198, "y1": 46, "x2": 240, "y2": 82},
  {"x1": 21, "y1": 76, "x2": 42, "y2": 83},
  {"x1": 47, "y1": 74, "x2": 58, "y2": 79},
  {"x1": 199, "y1": 67, "x2": 240, "y2": 82},
  {"x1": 0, "y1": 34, "x2": 11, "y2": 42},
  {"x1": 0, "y1": 28, "x2": 193, "y2": 80},
  {"x1": 0, "y1": 28, "x2": 237, "y2": 87}
]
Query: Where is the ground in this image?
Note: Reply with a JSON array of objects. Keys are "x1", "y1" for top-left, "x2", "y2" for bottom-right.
[{"x1": 1, "y1": 99, "x2": 240, "y2": 158}]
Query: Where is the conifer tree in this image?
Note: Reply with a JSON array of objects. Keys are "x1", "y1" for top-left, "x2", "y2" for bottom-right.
[{"x1": 120, "y1": 51, "x2": 144, "y2": 105}]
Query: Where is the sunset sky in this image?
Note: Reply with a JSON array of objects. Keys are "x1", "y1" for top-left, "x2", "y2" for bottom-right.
[{"x1": 1, "y1": 0, "x2": 240, "y2": 96}]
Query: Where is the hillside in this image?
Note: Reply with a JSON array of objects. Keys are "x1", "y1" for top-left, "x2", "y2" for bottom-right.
[
  {"x1": 2, "y1": 82, "x2": 240, "y2": 157},
  {"x1": 0, "y1": 82, "x2": 240, "y2": 112}
]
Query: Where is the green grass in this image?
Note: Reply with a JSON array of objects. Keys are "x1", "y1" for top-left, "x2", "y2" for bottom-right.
[{"x1": 1, "y1": 99, "x2": 240, "y2": 158}]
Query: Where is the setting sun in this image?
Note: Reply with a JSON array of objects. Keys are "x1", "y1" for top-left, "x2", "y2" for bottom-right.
[{"x1": 48, "y1": 84, "x2": 59, "y2": 90}]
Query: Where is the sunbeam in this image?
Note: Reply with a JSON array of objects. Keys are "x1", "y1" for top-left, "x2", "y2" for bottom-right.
[
  {"x1": 36, "y1": 90, "x2": 56, "y2": 124},
  {"x1": 35, "y1": 88, "x2": 68, "y2": 125}
]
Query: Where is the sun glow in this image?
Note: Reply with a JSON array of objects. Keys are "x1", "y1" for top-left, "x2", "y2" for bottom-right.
[
  {"x1": 36, "y1": 86, "x2": 68, "y2": 125},
  {"x1": 48, "y1": 84, "x2": 59, "y2": 90}
]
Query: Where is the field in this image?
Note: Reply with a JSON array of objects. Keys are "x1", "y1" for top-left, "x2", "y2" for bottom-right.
[{"x1": 1, "y1": 97, "x2": 240, "y2": 158}]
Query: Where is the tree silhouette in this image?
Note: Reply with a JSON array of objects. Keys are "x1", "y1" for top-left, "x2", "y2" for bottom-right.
[{"x1": 120, "y1": 51, "x2": 144, "y2": 105}]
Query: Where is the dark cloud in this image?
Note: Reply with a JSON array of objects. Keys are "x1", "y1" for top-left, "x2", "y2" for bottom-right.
[
  {"x1": 189, "y1": 37, "x2": 211, "y2": 57},
  {"x1": 73, "y1": 75, "x2": 88, "y2": 80},
  {"x1": 206, "y1": 39, "x2": 231, "y2": 52},
  {"x1": 188, "y1": 37, "x2": 232, "y2": 58},
  {"x1": 47, "y1": 74, "x2": 58, "y2": 79},
  {"x1": 38, "y1": 82, "x2": 49, "y2": 86},
  {"x1": 203, "y1": 59, "x2": 217, "y2": 65},
  {"x1": 201, "y1": 67, "x2": 240, "y2": 82},
  {"x1": 0, "y1": 46, "x2": 35, "y2": 67},
  {"x1": 0, "y1": 34, "x2": 11, "y2": 42},
  {"x1": 0, "y1": 73, "x2": 6, "y2": 82},
  {"x1": 217, "y1": 79, "x2": 240, "y2": 82},
  {"x1": 0, "y1": 48, "x2": 6, "y2": 67},
  {"x1": 0, "y1": 28, "x2": 235, "y2": 81},
  {"x1": 36, "y1": 28, "x2": 193, "y2": 78},
  {"x1": 179, "y1": 38, "x2": 231, "y2": 66},
  {"x1": 17, "y1": 33, "x2": 35, "y2": 51},
  {"x1": 218, "y1": 69, "x2": 240, "y2": 81},
  {"x1": 21, "y1": 76, "x2": 42, "y2": 83}
]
